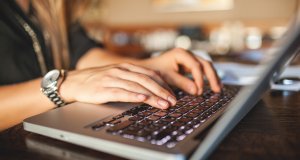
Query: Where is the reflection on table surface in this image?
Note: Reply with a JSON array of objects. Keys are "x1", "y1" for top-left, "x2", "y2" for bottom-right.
[{"x1": 0, "y1": 90, "x2": 300, "y2": 160}]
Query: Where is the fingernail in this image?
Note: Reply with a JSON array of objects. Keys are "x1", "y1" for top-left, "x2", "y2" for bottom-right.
[
  {"x1": 189, "y1": 86, "x2": 196, "y2": 95},
  {"x1": 158, "y1": 99, "x2": 169, "y2": 108},
  {"x1": 137, "y1": 94, "x2": 147, "y2": 101},
  {"x1": 198, "y1": 88, "x2": 203, "y2": 95},
  {"x1": 167, "y1": 96, "x2": 177, "y2": 105},
  {"x1": 216, "y1": 87, "x2": 222, "y2": 93}
]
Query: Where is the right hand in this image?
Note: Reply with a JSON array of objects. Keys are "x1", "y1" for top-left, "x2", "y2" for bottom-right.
[{"x1": 59, "y1": 63, "x2": 177, "y2": 109}]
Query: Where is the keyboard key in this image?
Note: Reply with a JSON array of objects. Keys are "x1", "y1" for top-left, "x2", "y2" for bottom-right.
[
  {"x1": 199, "y1": 115, "x2": 206, "y2": 122},
  {"x1": 153, "y1": 122, "x2": 167, "y2": 128},
  {"x1": 191, "y1": 107, "x2": 204, "y2": 113},
  {"x1": 153, "y1": 129, "x2": 173, "y2": 145},
  {"x1": 176, "y1": 134, "x2": 186, "y2": 141},
  {"x1": 208, "y1": 97, "x2": 219, "y2": 103},
  {"x1": 108, "y1": 119, "x2": 121, "y2": 126},
  {"x1": 188, "y1": 101, "x2": 199, "y2": 106},
  {"x1": 136, "y1": 130, "x2": 151, "y2": 140},
  {"x1": 154, "y1": 111, "x2": 167, "y2": 117},
  {"x1": 138, "y1": 111, "x2": 152, "y2": 117},
  {"x1": 161, "y1": 116, "x2": 175, "y2": 123},
  {"x1": 166, "y1": 141, "x2": 177, "y2": 148},
  {"x1": 103, "y1": 118, "x2": 115, "y2": 124},
  {"x1": 215, "y1": 103, "x2": 222, "y2": 109},
  {"x1": 113, "y1": 114, "x2": 123, "y2": 120},
  {"x1": 91, "y1": 122, "x2": 105, "y2": 130},
  {"x1": 211, "y1": 106, "x2": 218, "y2": 113},
  {"x1": 171, "y1": 121, "x2": 185, "y2": 128},
  {"x1": 167, "y1": 107, "x2": 176, "y2": 112},
  {"x1": 129, "y1": 115, "x2": 143, "y2": 121},
  {"x1": 145, "y1": 125, "x2": 160, "y2": 132},
  {"x1": 184, "y1": 104, "x2": 196, "y2": 110},
  {"x1": 175, "y1": 108, "x2": 189, "y2": 114},
  {"x1": 184, "y1": 128, "x2": 193, "y2": 134},
  {"x1": 195, "y1": 97, "x2": 205, "y2": 103},
  {"x1": 173, "y1": 104, "x2": 183, "y2": 109},
  {"x1": 185, "y1": 112, "x2": 199, "y2": 118},
  {"x1": 138, "y1": 120, "x2": 152, "y2": 126},
  {"x1": 178, "y1": 117, "x2": 192, "y2": 124},
  {"x1": 204, "y1": 101, "x2": 214, "y2": 107},
  {"x1": 122, "y1": 129, "x2": 138, "y2": 137},
  {"x1": 175, "y1": 101, "x2": 186, "y2": 106},
  {"x1": 204, "y1": 111, "x2": 212, "y2": 118},
  {"x1": 169, "y1": 113, "x2": 182, "y2": 118},
  {"x1": 175, "y1": 90, "x2": 186, "y2": 99},
  {"x1": 191, "y1": 119, "x2": 201, "y2": 127},
  {"x1": 148, "y1": 108, "x2": 159, "y2": 113},
  {"x1": 128, "y1": 124, "x2": 143, "y2": 131},
  {"x1": 147, "y1": 115, "x2": 160, "y2": 121},
  {"x1": 107, "y1": 120, "x2": 133, "y2": 133},
  {"x1": 155, "y1": 120, "x2": 169, "y2": 126}
]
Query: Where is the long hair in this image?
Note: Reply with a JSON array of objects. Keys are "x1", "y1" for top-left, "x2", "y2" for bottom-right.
[{"x1": 31, "y1": 0, "x2": 90, "y2": 69}]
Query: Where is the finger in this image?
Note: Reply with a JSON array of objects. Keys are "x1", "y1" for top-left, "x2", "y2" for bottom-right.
[
  {"x1": 104, "y1": 77, "x2": 171, "y2": 109},
  {"x1": 115, "y1": 69, "x2": 177, "y2": 106},
  {"x1": 173, "y1": 51, "x2": 205, "y2": 95},
  {"x1": 155, "y1": 70, "x2": 175, "y2": 95},
  {"x1": 119, "y1": 63, "x2": 174, "y2": 96},
  {"x1": 91, "y1": 87, "x2": 148, "y2": 104},
  {"x1": 191, "y1": 63, "x2": 204, "y2": 95},
  {"x1": 165, "y1": 71, "x2": 197, "y2": 95},
  {"x1": 196, "y1": 58, "x2": 222, "y2": 92}
]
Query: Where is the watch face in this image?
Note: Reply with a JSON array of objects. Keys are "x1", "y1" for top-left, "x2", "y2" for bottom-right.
[{"x1": 41, "y1": 70, "x2": 60, "y2": 88}]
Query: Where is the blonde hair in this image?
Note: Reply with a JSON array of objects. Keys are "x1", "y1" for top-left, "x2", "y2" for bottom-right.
[{"x1": 32, "y1": 0, "x2": 90, "y2": 69}]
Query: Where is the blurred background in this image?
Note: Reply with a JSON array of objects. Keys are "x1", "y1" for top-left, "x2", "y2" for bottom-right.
[{"x1": 80, "y1": 0, "x2": 297, "y2": 63}]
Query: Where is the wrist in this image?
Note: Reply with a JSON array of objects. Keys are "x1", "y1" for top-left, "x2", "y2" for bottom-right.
[
  {"x1": 136, "y1": 57, "x2": 155, "y2": 69},
  {"x1": 58, "y1": 70, "x2": 75, "y2": 104},
  {"x1": 41, "y1": 69, "x2": 68, "y2": 107}
]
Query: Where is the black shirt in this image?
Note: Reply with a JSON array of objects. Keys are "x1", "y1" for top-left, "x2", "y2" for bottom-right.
[{"x1": 0, "y1": 1, "x2": 103, "y2": 85}]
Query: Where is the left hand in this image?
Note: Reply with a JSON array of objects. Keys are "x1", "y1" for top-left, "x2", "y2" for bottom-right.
[{"x1": 140, "y1": 48, "x2": 222, "y2": 95}]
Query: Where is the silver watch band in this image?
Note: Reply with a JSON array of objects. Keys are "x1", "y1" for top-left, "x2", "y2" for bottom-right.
[
  {"x1": 47, "y1": 91, "x2": 66, "y2": 107},
  {"x1": 41, "y1": 69, "x2": 67, "y2": 108}
]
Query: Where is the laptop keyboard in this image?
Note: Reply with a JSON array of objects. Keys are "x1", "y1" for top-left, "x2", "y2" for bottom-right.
[{"x1": 91, "y1": 86, "x2": 239, "y2": 148}]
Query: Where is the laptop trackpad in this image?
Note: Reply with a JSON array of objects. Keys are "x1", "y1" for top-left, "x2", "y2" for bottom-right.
[{"x1": 25, "y1": 102, "x2": 137, "y2": 131}]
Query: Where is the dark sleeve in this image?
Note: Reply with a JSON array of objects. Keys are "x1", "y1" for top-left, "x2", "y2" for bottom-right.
[{"x1": 68, "y1": 23, "x2": 104, "y2": 69}]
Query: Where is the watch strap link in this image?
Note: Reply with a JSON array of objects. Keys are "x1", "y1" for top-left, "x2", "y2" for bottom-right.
[
  {"x1": 42, "y1": 69, "x2": 67, "y2": 108},
  {"x1": 47, "y1": 91, "x2": 66, "y2": 107}
]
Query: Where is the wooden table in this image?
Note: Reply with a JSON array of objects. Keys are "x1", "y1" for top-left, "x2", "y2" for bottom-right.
[{"x1": 1, "y1": 90, "x2": 300, "y2": 160}]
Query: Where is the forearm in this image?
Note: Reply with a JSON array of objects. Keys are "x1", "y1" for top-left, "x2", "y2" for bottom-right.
[{"x1": 0, "y1": 79, "x2": 55, "y2": 131}]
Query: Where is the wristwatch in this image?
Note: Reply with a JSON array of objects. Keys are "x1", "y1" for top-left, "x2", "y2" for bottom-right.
[{"x1": 41, "y1": 69, "x2": 67, "y2": 107}]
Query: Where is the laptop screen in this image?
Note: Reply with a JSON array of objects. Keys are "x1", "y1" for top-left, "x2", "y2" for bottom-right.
[{"x1": 191, "y1": 5, "x2": 300, "y2": 160}]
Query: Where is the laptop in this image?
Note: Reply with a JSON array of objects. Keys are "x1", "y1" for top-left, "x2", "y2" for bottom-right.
[{"x1": 23, "y1": 9, "x2": 300, "y2": 160}]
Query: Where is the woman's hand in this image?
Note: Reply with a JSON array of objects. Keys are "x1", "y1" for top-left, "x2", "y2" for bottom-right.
[
  {"x1": 141, "y1": 48, "x2": 222, "y2": 95},
  {"x1": 59, "y1": 63, "x2": 176, "y2": 109}
]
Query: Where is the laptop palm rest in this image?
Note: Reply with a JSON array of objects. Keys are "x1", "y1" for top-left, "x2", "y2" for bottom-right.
[{"x1": 24, "y1": 102, "x2": 136, "y2": 133}]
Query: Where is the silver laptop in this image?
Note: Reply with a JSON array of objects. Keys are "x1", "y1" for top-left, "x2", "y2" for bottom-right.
[{"x1": 23, "y1": 8, "x2": 300, "y2": 160}]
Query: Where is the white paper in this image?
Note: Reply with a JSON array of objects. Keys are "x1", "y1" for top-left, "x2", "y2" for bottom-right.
[{"x1": 214, "y1": 62, "x2": 300, "y2": 91}]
